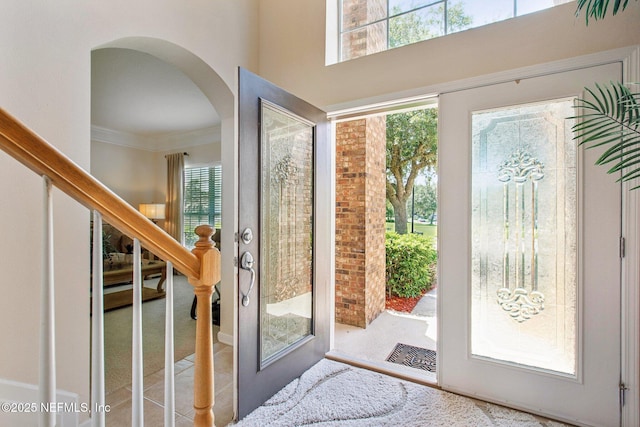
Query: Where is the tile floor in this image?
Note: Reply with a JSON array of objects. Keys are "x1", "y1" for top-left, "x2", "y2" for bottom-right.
[
  {"x1": 105, "y1": 342, "x2": 234, "y2": 426},
  {"x1": 103, "y1": 289, "x2": 434, "y2": 426}
]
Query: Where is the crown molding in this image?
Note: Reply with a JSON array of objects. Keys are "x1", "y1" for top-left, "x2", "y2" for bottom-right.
[
  {"x1": 91, "y1": 125, "x2": 143, "y2": 148},
  {"x1": 91, "y1": 124, "x2": 221, "y2": 152}
]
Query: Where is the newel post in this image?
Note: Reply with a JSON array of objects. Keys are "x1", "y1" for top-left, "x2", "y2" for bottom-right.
[{"x1": 189, "y1": 225, "x2": 221, "y2": 427}]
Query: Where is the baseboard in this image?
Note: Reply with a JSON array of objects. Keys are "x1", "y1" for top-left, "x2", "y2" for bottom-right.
[
  {"x1": 0, "y1": 378, "x2": 80, "y2": 426},
  {"x1": 217, "y1": 331, "x2": 233, "y2": 346}
]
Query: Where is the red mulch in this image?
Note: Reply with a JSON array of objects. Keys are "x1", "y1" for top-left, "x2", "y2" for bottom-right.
[{"x1": 385, "y1": 287, "x2": 431, "y2": 313}]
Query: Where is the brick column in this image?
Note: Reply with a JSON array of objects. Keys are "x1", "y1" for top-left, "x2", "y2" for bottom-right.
[
  {"x1": 335, "y1": 117, "x2": 386, "y2": 328},
  {"x1": 341, "y1": 0, "x2": 387, "y2": 61}
]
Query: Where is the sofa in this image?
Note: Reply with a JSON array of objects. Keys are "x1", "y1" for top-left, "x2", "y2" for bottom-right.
[{"x1": 100, "y1": 222, "x2": 166, "y2": 290}]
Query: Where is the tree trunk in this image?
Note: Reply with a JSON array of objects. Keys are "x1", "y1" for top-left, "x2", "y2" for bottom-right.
[{"x1": 393, "y1": 202, "x2": 408, "y2": 234}]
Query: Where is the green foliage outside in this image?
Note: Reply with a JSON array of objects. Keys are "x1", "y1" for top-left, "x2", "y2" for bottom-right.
[
  {"x1": 384, "y1": 3, "x2": 472, "y2": 235},
  {"x1": 385, "y1": 232, "x2": 437, "y2": 298},
  {"x1": 412, "y1": 182, "x2": 437, "y2": 224},
  {"x1": 385, "y1": 222, "x2": 437, "y2": 240},
  {"x1": 386, "y1": 108, "x2": 438, "y2": 234},
  {"x1": 388, "y1": 1, "x2": 472, "y2": 48}
]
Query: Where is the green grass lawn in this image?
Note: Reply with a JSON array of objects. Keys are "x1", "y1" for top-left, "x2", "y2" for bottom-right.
[{"x1": 386, "y1": 221, "x2": 437, "y2": 240}]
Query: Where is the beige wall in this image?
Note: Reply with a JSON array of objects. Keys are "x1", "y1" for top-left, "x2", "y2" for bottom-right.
[
  {"x1": 0, "y1": 0, "x2": 637, "y2": 419},
  {"x1": 91, "y1": 138, "x2": 222, "y2": 214},
  {"x1": 258, "y1": 1, "x2": 640, "y2": 109},
  {"x1": 155, "y1": 141, "x2": 223, "y2": 232},
  {"x1": 183, "y1": 141, "x2": 222, "y2": 169},
  {"x1": 92, "y1": 138, "x2": 221, "y2": 235},
  {"x1": 0, "y1": 0, "x2": 257, "y2": 418},
  {"x1": 91, "y1": 141, "x2": 160, "y2": 209}
]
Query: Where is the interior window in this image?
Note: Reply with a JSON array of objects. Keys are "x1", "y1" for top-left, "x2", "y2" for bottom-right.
[{"x1": 183, "y1": 165, "x2": 222, "y2": 248}]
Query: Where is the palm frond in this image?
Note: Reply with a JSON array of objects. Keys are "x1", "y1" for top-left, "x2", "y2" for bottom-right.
[
  {"x1": 576, "y1": 0, "x2": 634, "y2": 24},
  {"x1": 572, "y1": 81, "x2": 640, "y2": 188},
  {"x1": 605, "y1": 146, "x2": 640, "y2": 174}
]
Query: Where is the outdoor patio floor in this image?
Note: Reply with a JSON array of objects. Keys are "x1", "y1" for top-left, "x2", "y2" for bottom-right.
[{"x1": 332, "y1": 288, "x2": 438, "y2": 383}]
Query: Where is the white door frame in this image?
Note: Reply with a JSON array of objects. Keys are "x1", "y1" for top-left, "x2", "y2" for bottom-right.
[
  {"x1": 433, "y1": 46, "x2": 640, "y2": 425},
  {"x1": 619, "y1": 46, "x2": 640, "y2": 427},
  {"x1": 621, "y1": 161, "x2": 640, "y2": 427},
  {"x1": 325, "y1": 45, "x2": 639, "y2": 424}
]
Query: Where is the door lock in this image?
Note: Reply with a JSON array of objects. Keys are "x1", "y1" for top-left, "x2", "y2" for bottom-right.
[
  {"x1": 241, "y1": 228, "x2": 253, "y2": 245},
  {"x1": 240, "y1": 251, "x2": 255, "y2": 307}
]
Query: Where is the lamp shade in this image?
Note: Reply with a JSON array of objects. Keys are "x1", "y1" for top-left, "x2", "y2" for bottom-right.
[{"x1": 139, "y1": 203, "x2": 166, "y2": 220}]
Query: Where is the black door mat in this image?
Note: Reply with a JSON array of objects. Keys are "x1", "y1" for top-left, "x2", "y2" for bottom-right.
[{"x1": 386, "y1": 343, "x2": 437, "y2": 372}]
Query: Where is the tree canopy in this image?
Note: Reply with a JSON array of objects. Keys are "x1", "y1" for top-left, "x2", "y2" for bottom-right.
[
  {"x1": 386, "y1": 108, "x2": 438, "y2": 233},
  {"x1": 389, "y1": 1, "x2": 472, "y2": 48},
  {"x1": 385, "y1": 2, "x2": 470, "y2": 233},
  {"x1": 413, "y1": 182, "x2": 438, "y2": 224}
]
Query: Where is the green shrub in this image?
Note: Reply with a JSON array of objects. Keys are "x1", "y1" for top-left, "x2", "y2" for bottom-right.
[{"x1": 385, "y1": 231, "x2": 437, "y2": 298}]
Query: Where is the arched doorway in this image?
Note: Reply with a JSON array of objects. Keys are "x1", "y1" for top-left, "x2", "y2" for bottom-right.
[{"x1": 90, "y1": 37, "x2": 236, "y2": 425}]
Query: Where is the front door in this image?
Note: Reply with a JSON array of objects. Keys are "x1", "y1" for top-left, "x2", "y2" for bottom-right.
[
  {"x1": 237, "y1": 68, "x2": 331, "y2": 419},
  {"x1": 439, "y1": 63, "x2": 623, "y2": 426}
]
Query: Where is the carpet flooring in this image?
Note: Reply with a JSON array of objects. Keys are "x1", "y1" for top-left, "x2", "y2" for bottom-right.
[
  {"x1": 103, "y1": 287, "x2": 166, "y2": 311},
  {"x1": 234, "y1": 359, "x2": 570, "y2": 427},
  {"x1": 103, "y1": 275, "x2": 201, "y2": 393}
]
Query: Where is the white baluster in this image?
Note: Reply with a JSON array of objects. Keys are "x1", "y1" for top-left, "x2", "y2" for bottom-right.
[
  {"x1": 91, "y1": 211, "x2": 105, "y2": 427},
  {"x1": 164, "y1": 261, "x2": 175, "y2": 427},
  {"x1": 132, "y1": 238, "x2": 144, "y2": 426},
  {"x1": 40, "y1": 176, "x2": 56, "y2": 427}
]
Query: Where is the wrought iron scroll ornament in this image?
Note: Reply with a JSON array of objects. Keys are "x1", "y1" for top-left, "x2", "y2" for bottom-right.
[{"x1": 496, "y1": 149, "x2": 545, "y2": 323}]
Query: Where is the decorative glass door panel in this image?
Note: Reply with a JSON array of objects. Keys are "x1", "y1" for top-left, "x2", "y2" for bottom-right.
[
  {"x1": 471, "y1": 99, "x2": 577, "y2": 375},
  {"x1": 238, "y1": 67, "x2": 329, "y2": 419},
  {"x1": 439, "y1": 63, "x2": 622, "y2": 426},
  {"x1": 260, "y1": 100, "x2": 314, "y2": 366}
]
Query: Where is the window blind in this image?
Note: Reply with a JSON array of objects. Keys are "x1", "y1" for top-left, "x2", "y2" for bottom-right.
[{"x1": 183, "y1": 165, "x2": 222, "y2": 248}]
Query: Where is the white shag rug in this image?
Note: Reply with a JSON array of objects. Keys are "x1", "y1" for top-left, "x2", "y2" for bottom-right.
[{"x1": 234, "y1": 359, "x2": 569, "y2": 427}]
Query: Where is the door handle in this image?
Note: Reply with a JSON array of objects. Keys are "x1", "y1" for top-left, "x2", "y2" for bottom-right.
[{"x1": 240, "y1": 251, "x2": 255, "y2": 307}]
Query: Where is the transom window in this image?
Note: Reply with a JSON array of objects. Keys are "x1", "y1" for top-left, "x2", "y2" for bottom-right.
[{"x1": 338, "y1": 0, "x2": 572, "y2": 61}]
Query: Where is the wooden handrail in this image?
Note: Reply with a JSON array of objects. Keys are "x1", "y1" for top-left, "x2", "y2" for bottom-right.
[
  {"x1": 0, "y1": 108, "x2": 219, "y2": 426},
  {"x1": 0, "y1": 108, "x2": 200, "y2": 279}
]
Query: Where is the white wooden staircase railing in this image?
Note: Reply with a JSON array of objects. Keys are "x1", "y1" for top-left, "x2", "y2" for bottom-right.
[{"x1": 0, "y1": 108, "x2": 220, "y2": 427}]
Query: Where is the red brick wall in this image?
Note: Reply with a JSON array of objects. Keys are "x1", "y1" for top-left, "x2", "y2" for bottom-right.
[
  {"x1": 364, "y1": 117, "x2": 387, "y2": 325},
  {"x1": 335, "y1": 117, "x2": 386, "y2": 328},
  {"x1": 341, "y1": 0, "x2": 388, "y2": 61}
]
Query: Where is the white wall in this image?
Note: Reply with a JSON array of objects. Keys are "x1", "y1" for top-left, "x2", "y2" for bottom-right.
[
  {"x1": 258, "y1": 1, "x2": 640, "y2": 110},
  {"x1": 0, "y1": 0, "x2": 257, "y2": 420}
]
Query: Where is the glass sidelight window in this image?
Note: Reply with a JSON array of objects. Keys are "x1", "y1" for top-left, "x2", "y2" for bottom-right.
[
  {"x1": 260, "y1": 101, "x2": 315, "y2": 365},
  {"x1": 470, "y1": 99, "x2": 577, "y2": 376}
]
